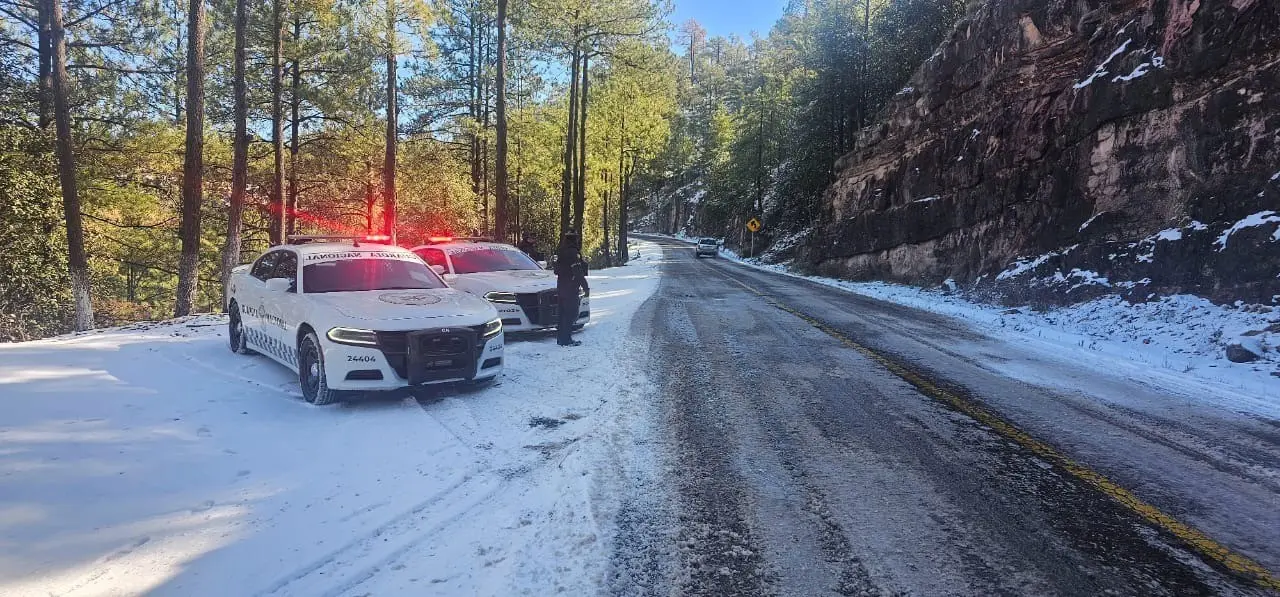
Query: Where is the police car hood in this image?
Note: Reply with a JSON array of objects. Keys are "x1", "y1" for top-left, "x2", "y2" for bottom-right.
[
  {"x1": 310, "y1": 288, "x2": 496, "y2": 324},
  {"x1": 451, "y1": 269, "x2": 557, "y2": 294}
]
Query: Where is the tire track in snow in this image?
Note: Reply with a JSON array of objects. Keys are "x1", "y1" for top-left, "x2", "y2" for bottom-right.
[{"x1": 255, "y1": 470, "x2": 502, "y2": 597}]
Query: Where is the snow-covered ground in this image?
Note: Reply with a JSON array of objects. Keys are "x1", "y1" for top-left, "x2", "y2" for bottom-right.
[
  {"x1": 677, "y1": 237, "x2": 1280, "y2": 418},
  {"x1": 0, "y1": 242, "x2": 663, "y2": 597}
]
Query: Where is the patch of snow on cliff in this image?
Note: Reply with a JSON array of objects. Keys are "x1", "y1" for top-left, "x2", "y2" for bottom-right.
[
  {"x1": 1115, "y1": 278, "x2": 1153, "y2": 289},
  {"x1": 897, "y1": 86, "x2": 914, "y2": 95},
  {"x1": 996, "y1": 245, "x2": 1078, "y2": 281},
  {"x1": 1133, "y1": 227, "x2": 1185, "y2": 262},
  {"x1": 758, "y1": 228, "x2": 811, "y2": 262},
  {"x1": 970, "y1": 129, "x2": 980, "y2": 139},
  {"x1": 913, "y1": 195, "x2": 940, "y2": 203},
  {"x1": 1079, "y1": 212, "x2": 1107, "y2": 232},
  {"x1": 1214, "y1": 211, "x2": 1280, "y2": 250},
  {"x1": 1113, "y1": 61, "x2": 1153, "y2": 82},
  {"x1": 1074, "y1": 38, "x2": 1132, "y2": 90},
  {"x1": 1067, "y1": 269, "x2": 1111, "y2": 291}
]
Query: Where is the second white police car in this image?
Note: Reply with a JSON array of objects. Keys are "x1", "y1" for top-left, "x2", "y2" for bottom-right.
[
  {"x1": 226, "y1": 236, "x2": 504, "y2": 405},
  {"x1": 409, "y1": 237, "x2": 590, "y2": 333}
]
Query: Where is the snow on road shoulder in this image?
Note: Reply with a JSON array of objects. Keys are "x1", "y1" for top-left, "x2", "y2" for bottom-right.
[
  {"x1": 710, "y1": 244, "x2": 1280, "y2": 419},
  {"x1": 0, "y1": 242, "x2": 665, "y2": 597}
]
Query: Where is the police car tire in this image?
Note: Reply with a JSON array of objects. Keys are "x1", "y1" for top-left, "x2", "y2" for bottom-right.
[
  {"x1": 298, "y1": 331, "x2": 341, "y2": 406},
  {"x1": 228, "y1": 303, "x2": 257, "y2": 355}
]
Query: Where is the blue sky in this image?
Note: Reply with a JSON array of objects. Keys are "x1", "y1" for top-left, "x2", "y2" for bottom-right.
[{"x1": 670, "y1": 0, "x2": 788, "y2": 39}]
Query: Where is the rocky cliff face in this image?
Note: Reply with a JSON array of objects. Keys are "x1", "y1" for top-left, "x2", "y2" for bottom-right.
[{"x1": 804, "y1": 0, "x2": 1280, "y2": 305}]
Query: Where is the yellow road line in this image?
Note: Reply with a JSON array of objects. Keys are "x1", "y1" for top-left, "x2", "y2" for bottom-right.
[{"x1": 713, "y1": 266, "x2": 1280, "y2": 590}]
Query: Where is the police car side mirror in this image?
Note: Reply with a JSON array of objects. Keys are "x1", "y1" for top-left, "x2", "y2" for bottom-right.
[
  {"x1": 442, "y1": 273, "x2": 458, "y2": 282},
  {"x1": 430, "y1": 265, "x2": 446, "y2": 275},
  {"x1": 537, "y1": 260, "x2": 548, "y2": 269},
  {"x1": 265, "y1": 277, "x2": 293, "y2": 293}
]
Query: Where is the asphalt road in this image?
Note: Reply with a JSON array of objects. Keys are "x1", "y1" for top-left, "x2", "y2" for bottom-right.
[{"x1": 612, "y1": 237, "x2": 1280, "y2": 596}]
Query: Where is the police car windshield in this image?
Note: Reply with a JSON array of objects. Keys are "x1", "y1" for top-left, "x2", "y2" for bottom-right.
[
  {"x1": 449, "y1": 247, "x2": 541, "y2": 274},
  {"x1": 303, "y1": 258, "x2": 445, "y2": 293}
]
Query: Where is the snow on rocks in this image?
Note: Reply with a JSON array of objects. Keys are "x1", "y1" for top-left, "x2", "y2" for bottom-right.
[
  {"x1": 996, "y1": 245, "x2": 1078, "y2": 281},
  {"x1": 1074, "y1": 38, "x2": 1132, "y2": 89},
  {"x1": 0, "y1": 243, "x2": 667, "y2": 597},
  {"x1": 1214, "y1": 210, "x2": 1280, "y2": 250},
  {"x1": 1078, "y1": 211, "x2": 1107, "y2": 232}
]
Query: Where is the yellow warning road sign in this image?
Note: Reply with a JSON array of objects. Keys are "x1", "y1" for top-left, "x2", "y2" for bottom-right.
[{"x1": 746, "y1": 217, "x2": 762, "y2": 233}]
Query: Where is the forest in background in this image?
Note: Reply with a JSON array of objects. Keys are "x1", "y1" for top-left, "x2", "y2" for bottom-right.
[{"x1": 0, "y1": 0, "x2": 966, "y2": 341}]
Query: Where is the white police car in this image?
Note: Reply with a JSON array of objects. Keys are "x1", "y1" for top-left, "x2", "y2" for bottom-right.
[
  {"x1": 409, "y1": 238, "x2": 590, "y2": 333},
  {"x1": 226, "y1": 236, "x2": 504, "y2": 404}
]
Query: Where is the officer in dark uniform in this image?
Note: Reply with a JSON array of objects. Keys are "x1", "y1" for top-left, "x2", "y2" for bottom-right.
[
  {"x1": 554, "y1": 232, "x2": 589, "y2": 347},
  {"x1": 517, "y1": 233, "x2": 542, "y2": 261}
]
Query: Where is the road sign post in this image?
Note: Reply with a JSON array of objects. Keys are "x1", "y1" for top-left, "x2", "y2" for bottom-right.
[{"x1": 746, "y1": 217, "x2": 762, "y2": 257}]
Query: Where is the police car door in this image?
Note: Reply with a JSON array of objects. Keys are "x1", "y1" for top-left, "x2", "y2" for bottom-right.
[
  {"x1": 261, "y1": 249, "x2": 302, "y2": 370},
  {"x1": 242, "y1": 250, "x2": 280, "y2": 349}
]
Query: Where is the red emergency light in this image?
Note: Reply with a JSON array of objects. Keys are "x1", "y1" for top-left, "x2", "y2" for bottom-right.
[
  {"x1": 364, "y1": 234, "x2": 392, "y2": 242},
  {"x1": 427, "y1": 236, "x2": 454, "y2": 243}
]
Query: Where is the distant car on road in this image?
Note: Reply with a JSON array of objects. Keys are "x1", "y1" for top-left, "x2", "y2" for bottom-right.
[
  {"x1": 410, "y1": 237, "x2": 590, "y2": 333},
  {"x1": 226, "y1": 236, "x2": 504, "y2": 405},
  {"x1": 695, "y1": 237, "x2": 719, "y2": 258}
]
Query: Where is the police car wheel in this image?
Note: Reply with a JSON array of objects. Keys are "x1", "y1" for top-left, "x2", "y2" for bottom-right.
[
  {"x1": 298, "y1": 331, "x2": 340, "y2": 406},
  {"x1": 227, "y1": 303, "x2": 256, "y2": 355}
]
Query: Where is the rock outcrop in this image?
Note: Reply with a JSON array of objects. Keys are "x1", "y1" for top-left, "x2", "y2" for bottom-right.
[{"x1": 804, "y1": 0, "x2": 1280, "y2": 305}]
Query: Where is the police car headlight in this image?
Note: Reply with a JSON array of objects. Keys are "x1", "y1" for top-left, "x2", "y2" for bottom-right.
[
  {"x1": 480, "y1": 318, "x2": 502, "y2": 338},
  {"x1": 484, "y1": 291, "x2": 517, "y2": 304},
  {"x1": 578, "y1": 287, "x2": 587, "y2": 298},
  {"x1": 326, "y1": 327, "x2": 379, "y2": 347}
]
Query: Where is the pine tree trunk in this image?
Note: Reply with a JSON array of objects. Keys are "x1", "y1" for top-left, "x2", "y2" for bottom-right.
[
  {"x1": 172, "y1": 0, "x2": 183, "y2": 123},
  {"x1": 602, "y1": 186, "x2": 611, "y2": 267},
  {"x1": 287, "y1": 20, "x2": 301, "y2": 236},
  {"x1": 493, "y1": 0, "x2": 509, "y2": 243},
  {"x1": 365, "y1": 171, "x2": 375, "y2": 234},
  {"x1": 617, "y1": 115, "x2": 627, "y2": 264},
  {"x1": 220, "y1": 0, "x2": 249, "y2": 309},
  {"x1": 619, "y1": 153, "x2": 630, "y2": 264},
  {"x1": 560, "y1": 41, "x2": 578, "y2": 236},
  {"x1": 480, "y1": 28, "x2": 490, "y2": 236},
  {"x1": 270, "y1": 0, "x2": 285, "y2": 244},
  {"x1": 175, "y1": 0, "x2": 206, "y2": 317},
  {"x1": 383, "y1": 0, "x2": 397, "y2": 240},
  {"x1": 573, "y1": 51, "x2": 589, "y2": 233},
  {"x1": 48, "y1": 0, "x2": 93, "y2": 330},
  {"x1": 468, "y1": 2, "x2": 480, "y2": 218},
  {"x1": 37, "y1": 2, "x2": 52, "y2": 129},
  {"x1": 756, "y1": 95, "x2": 764, "y2": 214}
]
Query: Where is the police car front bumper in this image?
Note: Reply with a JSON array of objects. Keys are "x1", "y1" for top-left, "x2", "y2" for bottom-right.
[{"x1": 323, "y1": 329, "x2": 503, "y2": 391}]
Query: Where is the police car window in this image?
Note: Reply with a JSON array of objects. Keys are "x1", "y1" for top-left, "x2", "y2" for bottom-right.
[
  {"x1": 449, "y1": 247, "x2": 540, "y2": 274},
  {"x1": 272, "y1": 251, "x2": 298, "y2": 281},
  {"x1": 417, "y1": 248, "x2": 448, "y2": 268},
  {"x1": 251, "y1": 251, "x2": 279, "y2": 281},
  {"x1": 302, "y1": 258, "x2": 446, "y2": 293}
]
